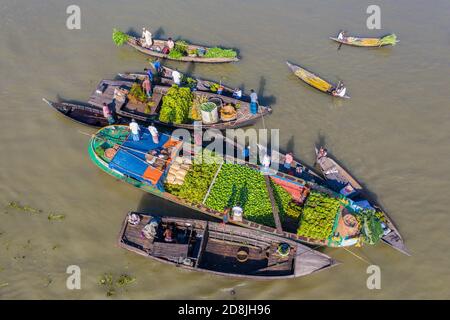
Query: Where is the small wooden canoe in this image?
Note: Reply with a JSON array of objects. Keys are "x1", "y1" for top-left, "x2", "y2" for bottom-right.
[
  {"x1": 42, "y1": 98, "x2": 110, "y2": 127},
  {"x1": 330, "y1": 33, "x2": 398, "y2": 47},
  {"x1": 286, "y1": 61, "x2": 350, "y2": 99},
  {"x1": 126, "y1": 36, "x2": 239, "y2": 63},
  {"x1": 118, "y1": 66, "x2": 253, "y2": 104},
  {"x1": 118, "y1": 212, "x2": 338, "y2": 279},
  {"x1": 314, "y1": 146, "x2": 409, "y2": 255}
]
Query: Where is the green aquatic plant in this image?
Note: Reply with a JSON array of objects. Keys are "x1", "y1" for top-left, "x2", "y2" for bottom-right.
[
  {"x1": 112, "y1": 28, "x2": 129, "y2": 46},
  {"x1": 116, "y1": 274, "x2": 136, "y2": 287},
  {"x1": 48, "y1": 213, "x2": 66, "y2": 221},
  {"x1": 7, "y1": 201, "x2": 42, "y2": 214}
]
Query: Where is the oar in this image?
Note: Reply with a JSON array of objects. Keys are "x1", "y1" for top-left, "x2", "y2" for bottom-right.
[{"x1": 337, "y1": 42, "x2": 343, "y2": 51}]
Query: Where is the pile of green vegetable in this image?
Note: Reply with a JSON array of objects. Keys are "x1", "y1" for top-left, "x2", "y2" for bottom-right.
[
  {"x1": 112, "y1": 29, "x2": 129, "y2": 46},
  {"x1": 272, "y1": 184, "x2": 303, "y2": 219},
  {"x1": 205, "y1": 164, "x2": 276, "y2": 226},
  {"x1": 297, "y1": 191, "x2": 340, "y2": 240},
  {"x1": 165, "y1": 151, "x2": 222, "y2": 204},
  {"x1": 128, "y1": 83, "x2": 147, "y2": 103},
  {"x1": 204, "y1": 47, "x2": 237, "y2": 59},
  {"x1": 359, "y1": 209, "x2": 384, "y2": 244},
  {"x1": 168, "y1": 40, "x2": 189, "y2": 59},
  {"x1": 158, "y1": 85, "x2": 193, "y2": 124}
]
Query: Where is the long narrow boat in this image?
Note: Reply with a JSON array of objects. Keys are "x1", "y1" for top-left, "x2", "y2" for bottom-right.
[
  {"x1": 314, "y1": 146, "x2": 409, "y2": 255},
  {"x1": 46, "y1": 78, "x2": 271, "y2": 131},
  {"x1": 116, "y1": 30, "x2": 239, "y2": 63},
  {"x1": 330, "y1": 33, "x2": 398, "y2": 47},
  {"x1": 89, "y1": 125, "x2": 400, "y2": 252},
  {"x1": 286, "y1": 62, "x2": 350, "y2": 99},
  {"x1": 118, "y1": 66, "x2": 253, "y2": 104},
  {"x1": 118, "y1": 212, "x2": 337, "y2": 279}
]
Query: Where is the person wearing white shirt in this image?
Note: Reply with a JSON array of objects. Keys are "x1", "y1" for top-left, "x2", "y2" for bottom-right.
[
  {"x1": 261, "y1": 153, "x2": 271, "y2": 172},
  {"x1": 232, "y1": 88, "x2": 242, "y2": 100},
  {"x1": 332, "y1": 81, "x2": 347, "y2": 98},
  {"x1": 148, "y1": 123, "x2": 159, "y2": 144},
  {"x1": 172, "y1": 69, "x2": 181, "y2": 85},
  {"x1": 144, "y1": 29, "x2": 153, "y2": 47},
  {"x1": 129, "y1": 119, "x2": 140, "y2": 141}
]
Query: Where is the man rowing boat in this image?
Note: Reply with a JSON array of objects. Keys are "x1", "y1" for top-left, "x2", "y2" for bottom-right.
[
  {"x1": 332, "y1": 81, "x2": 347, "y2": 98},
  {"x1": 337, "y1": 30, "x2": 347, "y2": 41}
]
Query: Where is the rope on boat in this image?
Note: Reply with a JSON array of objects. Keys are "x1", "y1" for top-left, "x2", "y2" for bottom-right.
[
  {"x1": 202, "y1": 161, "x2": 224, "y2": 204},
  {"x1": 342, "y1": 246, "x2": 372, "y2": 265}
]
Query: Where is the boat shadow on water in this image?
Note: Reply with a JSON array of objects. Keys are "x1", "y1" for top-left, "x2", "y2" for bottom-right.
[{"x1": 137, "y1": 193, "x2": 218, "y2": 222}]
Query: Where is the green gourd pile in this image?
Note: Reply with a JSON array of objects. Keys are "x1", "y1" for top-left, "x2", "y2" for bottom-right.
[
  {"x1": 297, "y1": 191, "x2": 340, "y2": 240},
  {"x1": 158, "y1": 85, "x2": 193, "y2": 124}
]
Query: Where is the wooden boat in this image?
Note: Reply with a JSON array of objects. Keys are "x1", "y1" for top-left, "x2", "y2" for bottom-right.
[
  {"x1": 118, "y1": 66, "x2": 254, "y2": 104},
  {"x1": 125, "y1": 36, "x2": 239, "y2": 63},
  {"x1": 286, "y1": 61, "x2": 350, "y2": 99},
  {"x1": 43, "y1": 98, "x2": 114, "y2": 127},
  {"x1": 58, "y1": 78, "x2": 270, "y2": 131},
  {"x1": 118, "y1": 212, "x2": 338, "y2": 279},
  {"x1": 89, "y1": 125, "x2": 399, "y2": 251},
  {"x1": 330, "y1": 33, "x2": 398, "y2": 47},
  {"x1": 314, "y1": 146, "x2": 409, "y2": 255}
]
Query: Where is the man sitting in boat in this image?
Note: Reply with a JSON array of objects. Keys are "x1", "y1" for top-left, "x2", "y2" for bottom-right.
[
  {"x1": 332, "y1": 81, "x2": 347, "y2": 98},
  {"x1": 172, "y1": 69, "x2": 182, "y2": 85},
  {"x1": 167, "y1": 38, "x2": 175, "y2": 51},
  {"x1": 164, "y1": 226, "x2": 174, "y2": 242},
  {"x1": 337, "y1": 30, "x2": 347, "y2": 41},
  {"x1": 232, "y1": 88, "x2": 242, "y2": 100}
]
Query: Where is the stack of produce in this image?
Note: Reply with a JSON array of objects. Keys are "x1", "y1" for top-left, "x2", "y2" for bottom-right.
[
  {"x1": 297, "y1": 191, "x2": 341, "y2": 240},
  {"x1": 205, "y1": 164, "x2": 275, "y2": 226},
  {"x1": 165, "y1": 151, "x2": 221, "y2": 203},
  {"x1": 159, "y1": 85, "x2": 194, "y2": 124},
  {"x1": 165, "y1": 157, "x2": 193, "y2": 185}
]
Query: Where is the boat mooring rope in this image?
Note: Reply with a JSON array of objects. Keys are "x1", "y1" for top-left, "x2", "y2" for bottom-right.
[{"x1": 342, "y1": 247, "x2": 372, "y2": 265}]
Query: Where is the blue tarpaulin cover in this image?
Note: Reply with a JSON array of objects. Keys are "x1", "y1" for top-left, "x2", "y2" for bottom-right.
[
  {"x1": 354, "y1": 200, "x2": 375, "y2": 210},
  {"x1": 108, "y1": 131, "x2": 170, "y2": 182}
]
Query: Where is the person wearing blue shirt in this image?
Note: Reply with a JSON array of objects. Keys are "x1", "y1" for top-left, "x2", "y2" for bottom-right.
[
  {"x1": 144, "y1": 68, "x2": 153, "y2": 83},
  {"x1": 152, "y1": 59, "x2": 161, "y2": 74}
]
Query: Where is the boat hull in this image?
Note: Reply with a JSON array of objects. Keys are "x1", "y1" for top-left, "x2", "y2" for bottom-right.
[
  {"x1": 286, "y1": 61, "x2": 350, "y2": 99},
  {"x1": 126, "y1": 37, "x2": 239, "y2": 63},
  {"x1": 314, "y1": 146, "x2": 409, "y2": 255}
]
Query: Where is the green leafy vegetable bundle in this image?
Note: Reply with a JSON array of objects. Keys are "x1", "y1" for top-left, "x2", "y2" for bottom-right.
[
  {"x1": 112, "y1": 29, "x2": 129, "y2": 46},
  {"x1": 204, "y1": 47, "x2": 237, "y2": 59},
  {"x1": 205, "y1": 164, "x2": 275, "y2": 226},
  {"x1": 360, "y1": 209, "x2": 384, "y2": 244},
  {"x1": 158, "y1": 85, "x2": 193, "y2": 124},
  {"x1": 168, "y1": 40, "x2": 189, "y2": 59},
  {"x1": 297, "y1": 191, "x2": 340, "y2": 240}
]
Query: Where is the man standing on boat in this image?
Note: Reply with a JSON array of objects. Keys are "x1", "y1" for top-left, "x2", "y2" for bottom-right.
[
  {"x1": 141, "y1": 28, "x2": 153, "y2": 48},
  {"x1": 142, "y1": 76, "x2": 152, "y2": 98},
  {"x1": 148, "y1": 123, "x2": 159, "y2": 144},
  {"x1": 249, "y1": 89, "x2": 259, "y2": 114},
  {"x1": 129, "y1": 119, "x2": 140, "y2": 141}
]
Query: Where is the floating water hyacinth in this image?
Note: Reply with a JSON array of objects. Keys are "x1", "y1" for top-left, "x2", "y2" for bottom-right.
[
  {"x1": 48, "y1": 213, "x2": 66, "y2": 221},
  {"x1": 7, "y1": 201, "x2": 42, "y2": 214}
]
